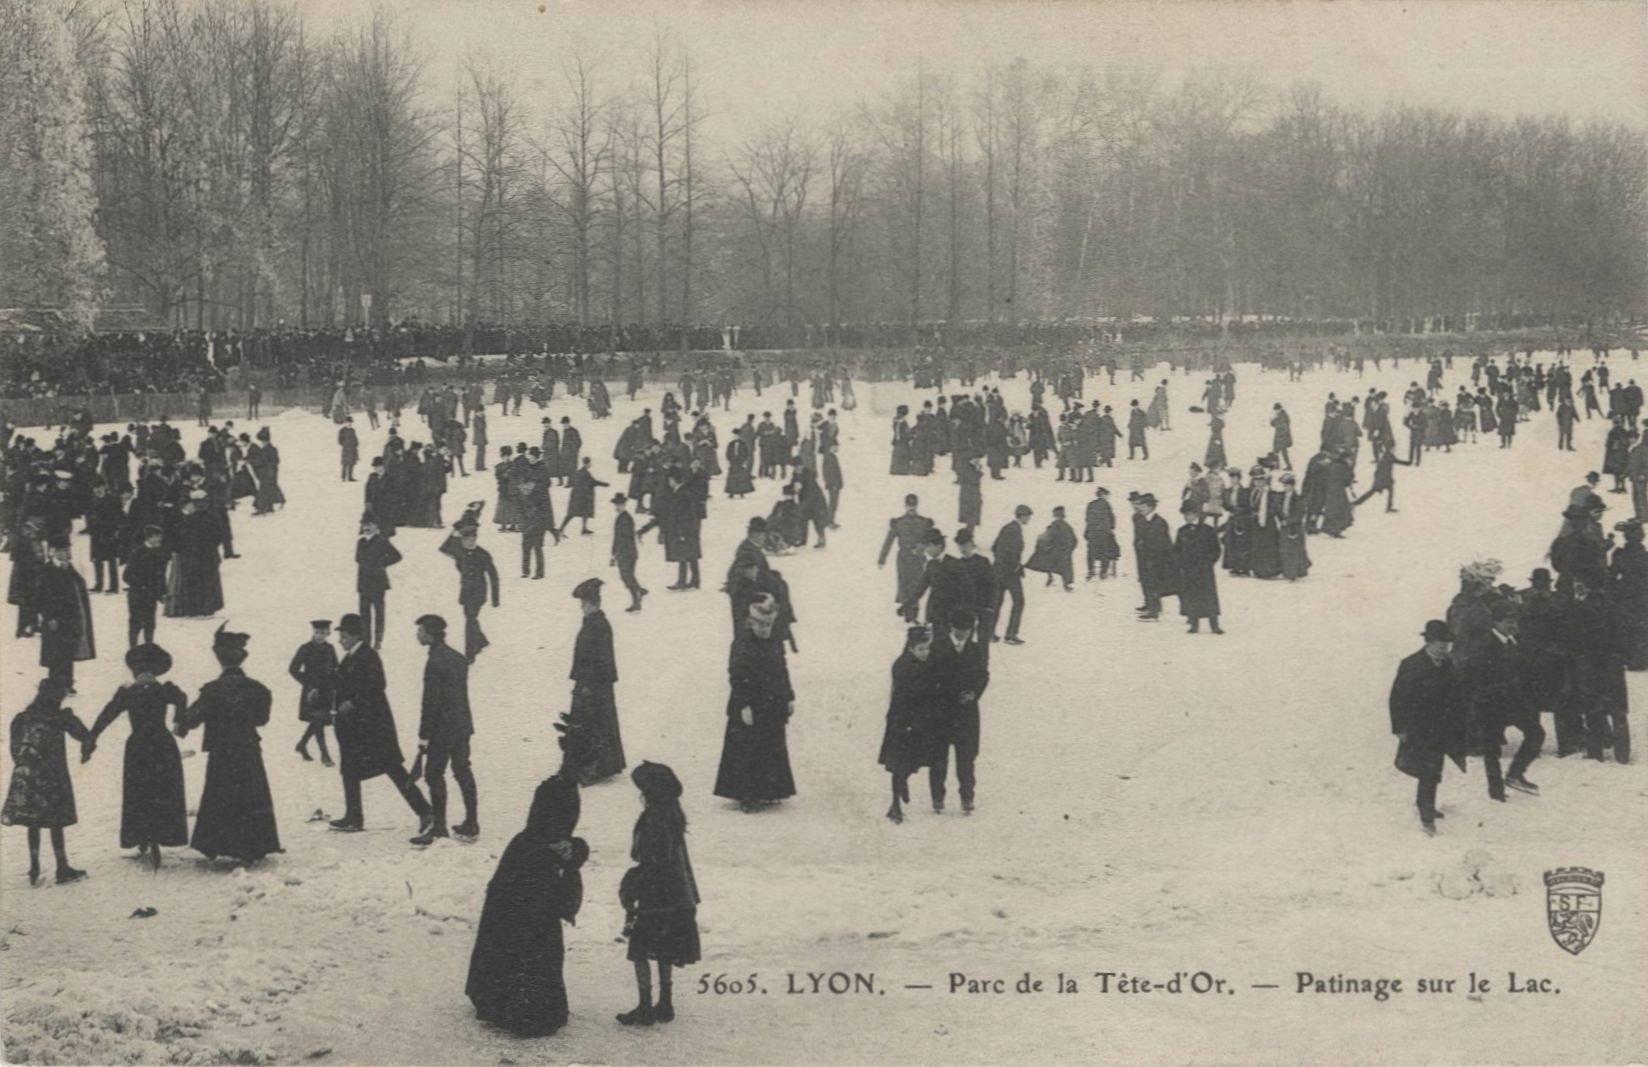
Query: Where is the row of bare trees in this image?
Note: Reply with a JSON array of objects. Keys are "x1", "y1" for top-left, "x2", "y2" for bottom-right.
[{"x1": 5, "y1": 0, "x2": 1645, "y2": 333}]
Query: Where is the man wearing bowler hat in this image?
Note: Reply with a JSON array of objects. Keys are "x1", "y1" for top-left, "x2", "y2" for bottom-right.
[
  {"x1": 1389, "y1": 620, "x2": 1469, "y2": 834},
  {"x1": 410, "y1": 614, "x2": 478, "y2": 844},
  {"x1": 929, "y1": 607, "x2": 989, "y2": 815},
  {"x1": 329, "y1": 613, "x2": 430, "y2": 834}
]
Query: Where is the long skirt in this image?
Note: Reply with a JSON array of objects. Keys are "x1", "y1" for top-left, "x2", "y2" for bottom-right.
[
  {"x1": 1278, "y1": 529, "x2": 1311, "y2": 579},
  {"x1": 713, "y1": 708, "x2": 796, "y2": 803},
  {"x1": 1251, "y1": 526, "x2": 1283, "y2": 579},
  {"x1": 122, "y1": 728, "x2": 189, "y2": 848},
  {"x1": 191, "y1": 742, "x2": 282, "y2": 862},
  {"x1": 571, "y1": 684, "x2": 626, "y2": 782},
  {"x1": 726, "y1": 463, "x2": 755, "y2": 496},
  {"x1": 165, "y1": 553, "x2": 224, "y2": 618},
  {"x1": 627, "y1": 906, "x2": 702, "y2": 967}
]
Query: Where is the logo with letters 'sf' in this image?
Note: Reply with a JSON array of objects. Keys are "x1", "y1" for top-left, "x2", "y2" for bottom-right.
[{"x1": 1545, "y1": 867, "x2": 1604, "y2": 955}]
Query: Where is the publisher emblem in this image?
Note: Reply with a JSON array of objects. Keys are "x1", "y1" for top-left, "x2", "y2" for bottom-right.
[{"x1": 1544, "y1": 867, "x2": 1604, "y2": 955}]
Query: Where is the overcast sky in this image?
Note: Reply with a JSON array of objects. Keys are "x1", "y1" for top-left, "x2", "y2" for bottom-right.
[{"x1": 293, "y1": 0, "x2": 1648, "y2": 145}]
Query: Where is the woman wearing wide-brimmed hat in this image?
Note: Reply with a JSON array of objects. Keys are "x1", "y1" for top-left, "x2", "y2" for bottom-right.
[{"x1": 84, "y1": 643, "x2": 190, "y2": 868}]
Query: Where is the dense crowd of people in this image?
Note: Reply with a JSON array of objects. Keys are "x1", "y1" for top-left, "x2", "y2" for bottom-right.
[{"x1": 1, "y1": 330, "x2": 1643, "y2": 1040}]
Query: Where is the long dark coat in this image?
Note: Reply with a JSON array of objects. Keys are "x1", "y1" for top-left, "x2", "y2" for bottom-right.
[
  {"x1": 1132, "y1": 512, "x2": 1177, "y2": 597},
  {"x1": 1174, "y1": 523, "x2": 1222, "y2": 619},
  {"x1": 466, "y1": 774, "x2": 587, "y2": 1037},
  {"x1": 2, "y1": 700, "x2": 91, "y2": 829},
  {"x1": 89, "y1": 680, "x2": 190, "y2": 847},
  {"x1": 333, "y1": 645, "x2": 408, "y2": 781},
  {"x1": 957, "y1": 463, "x2": 983, "y2": 527},
  {"x1": 1024, "y1": 519, "x2": 1078, "y2": 584},
  {"x1": 288, "y1": 641, "x2": 338, "y2": 724},
  {"x1": 33, "y1": 562, "x2": 95, "y2": 670},
  {"x1": 570, "y1": 611, "x2": 625, "y2": 780},
  {"x1": 177, "y1": 668, "x2": 282, "y2": 862},
  {"x1": 1388, "y1": 649, "x2": 1468, "y2": 781},
  {"x1": 879, "y1": 651, "x2": 937, "y2": 774},
  {"x1": 879, "y1": 513, "x2": 935, "y2": 606},
  {"x1": 623, "y1": 807, "x2": 701, "y2": 966},
  {"x1": 713, "y1": 629, "x2": 796, "y2": 803},
  {"x1": 566, "y1": 467, "x2": 606, "y2": 520}
]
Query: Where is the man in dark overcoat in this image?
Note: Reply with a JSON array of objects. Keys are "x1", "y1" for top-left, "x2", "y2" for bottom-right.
[
  {"x1": 123, "y1": 523, "x2": 169, "y2": 648},
  {"x1": 439, "y1": 511, "x2": 501, "y2": 663},
  {"x1": 904, "y1": 529, "x2": 969, "y2": 628},
  {"x1": 355, "y1": 517, "x2": 401, "y2": 650},
  {"x1": 1130, "y1": 493, "x2": 1175, "y2": 620},
  {"x1": 411, "y1": 614, "x2": 478, "y2": 844},
  {"x1": 1469, "y1": 601, "x2": 1545, "y2": 800},
  {"x1": 330, "y1": 613, "x2": 429, "y2": 833},
  {"x1": 33, "y1": 535, "x2": 95, "y2": 692},
  {"x1": 990, "y1": 505, "x2": 1030, "y2": 645},
  {"x1": 879, "y1": 494, "x2": 934, "y2": 622},
  {"x1": 1173, "y1": 502, "x2": 1223, "y2": 634},
  {"x1": 1389, "y1": 620, "x2": 1469, "y2": 834},
  {"x1": 610, "y1": 494, "x2": 646, "y2": 612},
  {"x1": 928, "y1": 608, "x2": 989, "y2": 814}
]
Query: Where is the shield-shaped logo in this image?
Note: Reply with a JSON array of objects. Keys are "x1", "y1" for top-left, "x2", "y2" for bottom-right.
[{"x1": 1544, "y1": 867, "x2": 1604, "y2": 955}]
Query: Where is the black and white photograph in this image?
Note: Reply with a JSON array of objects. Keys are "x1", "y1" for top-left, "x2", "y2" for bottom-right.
[{"x1": 1, "y1": 0, "x2": 1645, "y2": 1063}]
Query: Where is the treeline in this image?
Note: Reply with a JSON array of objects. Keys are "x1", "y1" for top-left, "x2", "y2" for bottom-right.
[{"x1": 3, "y1": 0, "x2": 1645, "y2": 333}]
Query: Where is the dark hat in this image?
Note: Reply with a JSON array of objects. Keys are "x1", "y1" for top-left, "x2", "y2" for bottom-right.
[
  {"x1": 923, "y1": 529, "x2": 946, "y2": 547},
  {"x1": 904, "y1": 493, "x2": 919, "y2": 506},
  {"x1": 141, "y1": 524, "x2": 162, "y2": 539},
  {"x1": 124, "y1": 643, "x2": 173, "y2": 676},
  {"x1": 572, "y1": 577, "x2": 603, "y2": 601},
  {"x1": 1135, "y1": 493, "x2": 1158, "y2": 506},
  {"x1": 948, "y1": 607, "x2": 976, "y2": 631},
  {"x1": 955, "y1": 527, "x2": 975, "y2": 546},
  {"x1": 46, "y1": 533, "x2": 70, "y2": 550},
  {"x1": 415, "y1": 614, "x2": 448, "y2": 635},
  {"x1": 1014, "y1": 504, "x2": 1033, "y2": 517},
  {"x1": 310, "y1": 619, "x2": 332, "y2": 631},
  {"x1": 1421, "y1": 620, "x2": 1454, "y2": 642},
  {"x1": 1529, "y1": 567, "x2": 1552, "y2": 587},
  {"x1": 1585, "y1": 471, "x2": 1600, "y2": 482},
  {"x1": 37, "y1": 676, "x2": 70, "y2": 698},
  {"x1": 904, "y1": 625, "x2": 932, "y2": 647},
  {"x1": 611, "y1": 493, "x2": 628, "y2": 505},
  {"x1": 212, "y1": 621, "x2": 250, "y2": 653},
  {"x1": 632, "y1": 760, "x2": 684, "y2": 803},
  {"x1": 337, "y1": 614, "x2": 368, "y2": 638},
  {"x1": 1095, "y1": 486, "x2": 1109, "y2": 496},
  {"x1": 747, "y1": 516, "x2": 768, "y2": 532}
]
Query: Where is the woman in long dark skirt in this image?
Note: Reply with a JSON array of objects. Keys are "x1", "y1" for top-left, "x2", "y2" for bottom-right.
[
  {"x1": 165, "y1": 496, "x2": 224, "y2": 618},
  {"x1": 249, "y1": 430, "x2": 285, "y2": 514},
  {"x1": 713, "y1": 595, "x2": 797, "y2": 811},
  {"x1": 466, "y1": 715, "x2": 594, "y2": 1037},
  {"x1": 176, "y1": 625, "x2": 282, "y2": 864},
  {"x1": 617, "y1": 761, "x2": 700, "y2": 1026},
  {"x1": 878, "y1": 627, "x2": 936, "y2": 824},
  {"x1": 84, "y1": 644, "x2": 189, "y2": 868}
]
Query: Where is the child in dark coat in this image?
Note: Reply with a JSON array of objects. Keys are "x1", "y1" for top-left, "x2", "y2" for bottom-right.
[
  {"x1": 618, "y1": 761, "x2": 701, "y2": 1026},
  {"x1": 2, "y1": 678, "x2": 91, "y2": 885}
]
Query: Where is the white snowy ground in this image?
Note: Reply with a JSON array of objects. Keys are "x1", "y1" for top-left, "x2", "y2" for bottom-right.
[{"x1": 1, "y1": 356, "x2": 1644, "y2": 1067}]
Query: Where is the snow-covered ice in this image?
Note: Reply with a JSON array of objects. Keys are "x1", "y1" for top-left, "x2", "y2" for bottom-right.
[{"x1": 2, "y1": 357, "x2": 1644, "y2": 1065}]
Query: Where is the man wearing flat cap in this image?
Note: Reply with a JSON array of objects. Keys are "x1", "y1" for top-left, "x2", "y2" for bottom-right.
[
  {"x1": 1388, "y1": 620, "x2": 1469, "y2": 834},
  {"x1": 569, "y1": 579, "x2": 625, "y2": 783},
  {"x1": 412, "y1": 614, "x2": 478, "y2": 844},
  {"x1": 329, "y1": 613, "x2": 430, "y2": 834}
]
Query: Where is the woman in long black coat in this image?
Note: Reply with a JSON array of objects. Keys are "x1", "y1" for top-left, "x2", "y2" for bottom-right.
[
  {"x1": 714, "y1": 596, "x2": 796, "y2": 811},
  {"x1": 569, "y1": 583, "x2": 626, "y2": 783},
  {"x1": 165, "y1": 499, "x2": 224, "y2": 618},
  {"x1": 175, "y1": 626, "x2": 282, "y2": 864},
  {"x1": 617, "y1": 762, "x2": 701, "y2": 1026},
  {"x1": 1174, "y1": 505, "x2": 1223, "y2": 634},
  {"x1": 84, "y1": 644, "x2": 189, "y2": 868},
  {"x1": 878, "y1": 627, "x2": 935, "y2": 824},
  {"x1": 466, "y1": 718, "x2": 593, "y2": 1037}
]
